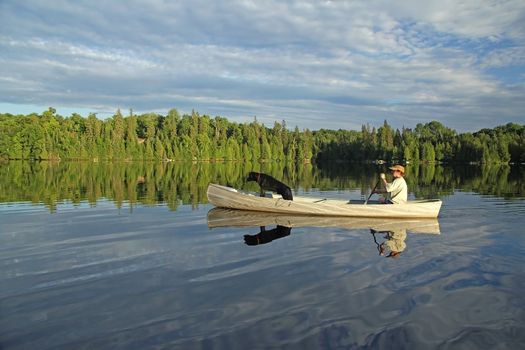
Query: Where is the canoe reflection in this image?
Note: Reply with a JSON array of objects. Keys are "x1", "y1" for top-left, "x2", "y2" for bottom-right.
[{"x1": 207, "y1": 208, "x2": 440, "y2": 251}]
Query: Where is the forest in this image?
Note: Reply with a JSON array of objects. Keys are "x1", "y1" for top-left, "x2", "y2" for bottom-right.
[{"x1": 0, "y1": 108, "x2": 523, "y2": 164}]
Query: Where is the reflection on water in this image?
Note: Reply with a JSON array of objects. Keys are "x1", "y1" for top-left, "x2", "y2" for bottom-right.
[
  {"x1": 371, "y1": 229, "x2": 406, "y2": 258},
  {"x1": 244, "y1": 226, "x2": 292, "y2": 245},
  {"x1": 1, "y1": 162, "x2": 524, "y2": 349},
  {"x1": 0, "y1": 161, "x2": 523, "y2": 212},
  {"x1": 207, "y1": 208, "x2": 442, "y2": 234},
  {"x1": 244, "y1": 225, "x2": 409, "y2": 259},
  {"x1": 208, "y1": 208, "x2": 439, "y2": 258}
]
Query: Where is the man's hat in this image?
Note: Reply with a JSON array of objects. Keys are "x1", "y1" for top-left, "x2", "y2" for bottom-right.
[{"x1": 388, "y1": 164, "x2": 405, "y2": 174}]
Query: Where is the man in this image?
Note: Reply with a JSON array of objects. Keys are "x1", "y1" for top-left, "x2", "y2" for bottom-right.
[{"x1": 374, "y1": 164, "x2": 407, "y2": 204}]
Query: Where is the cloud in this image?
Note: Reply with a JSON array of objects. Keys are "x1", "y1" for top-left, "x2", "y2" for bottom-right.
[
  {"x1": 0, "y1": 0, "x2": 524, "y2": 131},
  {"x1": 374, "y1": 0, "x2": 525, "y2": 40}
]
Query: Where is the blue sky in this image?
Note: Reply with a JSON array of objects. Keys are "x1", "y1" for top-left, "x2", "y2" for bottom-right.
[{"x1": 1, "y1": 0, "x2": 524, "y2": 132}]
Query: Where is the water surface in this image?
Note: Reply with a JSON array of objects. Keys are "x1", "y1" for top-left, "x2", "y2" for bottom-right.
[{"x1": 1, "y1": 161, "x2": 524, "y2": 349}]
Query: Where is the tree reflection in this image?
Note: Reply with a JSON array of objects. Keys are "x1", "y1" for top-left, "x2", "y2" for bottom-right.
[{"x1": 0, "y1": 160, "x2": 522, "y2": 212}]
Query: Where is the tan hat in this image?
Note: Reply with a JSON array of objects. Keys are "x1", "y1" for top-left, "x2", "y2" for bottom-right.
[{"x1": 389, "y1": 165, "x2": 405, "y2": 174}]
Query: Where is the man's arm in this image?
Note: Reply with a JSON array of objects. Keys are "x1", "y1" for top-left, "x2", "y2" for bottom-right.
[
  {"x1": 381, "y1": 176, "x2": 388, "y2": 188},
  {"x1": 374, "y1": 173, "x2": 388, "y2": 193}
]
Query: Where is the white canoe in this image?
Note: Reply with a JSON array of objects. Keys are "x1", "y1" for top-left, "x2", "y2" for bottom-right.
[
  {"x1": 207, "y1": 208, "x2": 440, "y2": 234},
  {"x1": 207, "y1": 183, "x2": 442, "y2": 218}
]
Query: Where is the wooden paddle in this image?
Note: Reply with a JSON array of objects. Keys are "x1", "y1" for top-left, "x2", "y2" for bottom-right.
[{"x1": 364, "y1": 179, "x2": 380, "y2": 205}]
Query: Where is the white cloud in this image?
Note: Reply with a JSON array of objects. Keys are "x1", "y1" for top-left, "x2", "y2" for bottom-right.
[
  {"x1": 374, "y1": 0, "x2": 525, "y2": 40},
  {"x1": 0, "y1": 0, "x2": 524, "y2": 131},
  {"x1": 481, "y1": 47, "x2": 525, "y2": 68}
]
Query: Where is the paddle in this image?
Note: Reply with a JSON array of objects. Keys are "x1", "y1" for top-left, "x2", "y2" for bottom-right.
[{"x1": 364, "y1": 179, "x2": 380, "y2": 205}]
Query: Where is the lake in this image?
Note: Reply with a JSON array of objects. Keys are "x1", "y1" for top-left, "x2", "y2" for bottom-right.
[{"x1": 1, "y1": 161, "x2": 524, "y2": 349}]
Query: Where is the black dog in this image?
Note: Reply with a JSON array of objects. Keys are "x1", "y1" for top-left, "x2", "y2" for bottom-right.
[
  {"x1": 246, "y1": 172, "x2": 293, "y2": 200},
  {"x1": 244, "y1": 226, "x2": 292, "y2": 246}
]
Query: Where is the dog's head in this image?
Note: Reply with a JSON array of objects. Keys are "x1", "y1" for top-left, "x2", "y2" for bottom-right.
[{"x1": 246, "y1": 171, "x2": 259, "y2": 181}]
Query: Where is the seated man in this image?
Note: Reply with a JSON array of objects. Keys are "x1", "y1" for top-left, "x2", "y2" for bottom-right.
[{"x1": 374, "y1": 165, "x2": 407, "y2": 204}]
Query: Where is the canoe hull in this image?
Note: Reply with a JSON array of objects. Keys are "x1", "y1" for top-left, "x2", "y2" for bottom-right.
[{"x1": 207, "y1": 184, "x2": 442, "y2": 218}]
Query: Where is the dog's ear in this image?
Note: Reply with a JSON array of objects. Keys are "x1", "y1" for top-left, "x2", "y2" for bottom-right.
[{"x1": 246, "y1": 172, "x2": 256, "y2": 181}]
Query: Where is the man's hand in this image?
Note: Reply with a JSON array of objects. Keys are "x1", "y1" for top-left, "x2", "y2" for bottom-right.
[{"x1": 380, "y1": 173, "x2": 386, "y2": 180}]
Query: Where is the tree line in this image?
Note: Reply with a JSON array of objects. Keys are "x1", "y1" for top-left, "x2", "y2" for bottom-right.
[{"x1": 0, "y1": 108, "x2": 523, "y2": 164}]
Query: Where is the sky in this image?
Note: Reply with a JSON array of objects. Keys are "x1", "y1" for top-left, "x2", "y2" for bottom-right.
[{"x1": 1, "y1": 0, "x2": 524, "y2": 132}]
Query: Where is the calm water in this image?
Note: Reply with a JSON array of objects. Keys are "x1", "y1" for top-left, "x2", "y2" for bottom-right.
[{"x1": 1, "y1": 161, "x2": 524, "y2": 349}]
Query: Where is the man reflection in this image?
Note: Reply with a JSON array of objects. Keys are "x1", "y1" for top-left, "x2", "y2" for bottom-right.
[
  {"x1": 244, "y1": 226, "x2": 292, "y2": 245},
  {"x1": 371, "y1": 229, "x2": 407, "y2": 258}
]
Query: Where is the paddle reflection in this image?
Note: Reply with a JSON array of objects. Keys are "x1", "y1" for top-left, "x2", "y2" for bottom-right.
[{"x1": 208, "y1": 208, "x2": 440, "y2": 254}]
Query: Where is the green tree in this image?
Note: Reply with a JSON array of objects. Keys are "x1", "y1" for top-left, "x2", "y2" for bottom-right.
[
  {"x1": 421, "y1": 142, "x2": 436, "y2": 163},
  {"x1": 111, "y1": 109, "x2": 125, "y2": 159}
]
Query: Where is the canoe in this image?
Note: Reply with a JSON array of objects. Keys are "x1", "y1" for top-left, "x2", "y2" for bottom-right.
[
  {"x1": 207, "y1": 208, "x2": 440, "y2": 234},
  {"x1": 207, "y1": 183, "x2": 442, "y2": 218}
]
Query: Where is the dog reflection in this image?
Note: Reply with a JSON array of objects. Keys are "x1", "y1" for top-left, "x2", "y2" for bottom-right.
[{"x1": 244, "y1": 225, "x2": 292, "y2": 246}]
